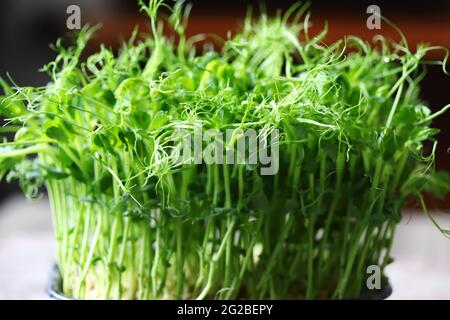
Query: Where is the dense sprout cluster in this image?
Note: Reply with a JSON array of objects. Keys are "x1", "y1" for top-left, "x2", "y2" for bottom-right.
[{"x1": 0, "y1": 1, "x2": 449, "y2": 299}]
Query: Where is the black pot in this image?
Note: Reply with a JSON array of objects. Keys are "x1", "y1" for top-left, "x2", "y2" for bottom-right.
[
  {"x1": 47, "y1": 265, "x2": 73, "y2": 300},
  {"x1": 47, "y1": 265, "x2": 392, "y2": 300}
]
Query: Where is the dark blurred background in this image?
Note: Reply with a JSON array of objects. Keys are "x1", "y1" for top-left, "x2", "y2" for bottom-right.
[{"x1": 1, "y1": 0, "x2": 450, "y2": 206}]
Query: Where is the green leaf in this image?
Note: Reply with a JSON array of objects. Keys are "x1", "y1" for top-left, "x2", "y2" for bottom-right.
[{"x1": 46, "y1": 126, "x2": 68, "y2": 143}]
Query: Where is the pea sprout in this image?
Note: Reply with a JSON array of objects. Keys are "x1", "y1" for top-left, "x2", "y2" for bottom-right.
[{"x1": 0, "y1": 1, "x2": 449, "y2": 299}]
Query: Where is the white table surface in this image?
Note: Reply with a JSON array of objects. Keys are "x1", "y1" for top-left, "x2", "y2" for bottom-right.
[{"x1": 0, "y1": 195, "x2": 449, "y2": 300}]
